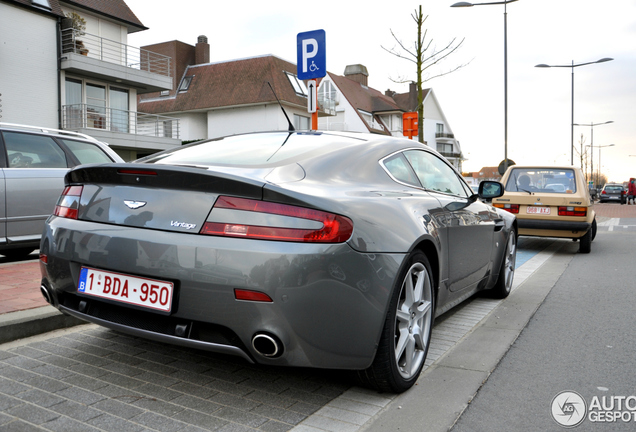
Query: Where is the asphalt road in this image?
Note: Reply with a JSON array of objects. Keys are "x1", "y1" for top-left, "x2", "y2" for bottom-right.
[{"x1": 450, "y1": 218, "x2": 636, "y2": 431}]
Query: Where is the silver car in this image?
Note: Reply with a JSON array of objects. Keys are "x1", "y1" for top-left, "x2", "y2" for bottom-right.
[
  {"x1": 0, "y1": 123, "x2": 123, "y2": 258},
  {"x1": 40, "y1": 131, "x2": 517, "y2": 393}
]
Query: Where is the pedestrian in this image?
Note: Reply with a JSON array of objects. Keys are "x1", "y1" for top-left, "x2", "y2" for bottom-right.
[{"x1": 628, "y1": 178, "x2": 636, "y2": 205}]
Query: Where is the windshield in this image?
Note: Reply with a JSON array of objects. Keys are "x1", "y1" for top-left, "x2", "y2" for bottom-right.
[{"x1": 505, "y1": 168, "x2": 577, "y2": 194}]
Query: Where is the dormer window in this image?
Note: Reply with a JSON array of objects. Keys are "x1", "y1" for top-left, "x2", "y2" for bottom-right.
[
  {"x1": 178, "y1": 76, "x2": 193, "y2": 93},
  {"x1": 285, "y1": 72, "x2": 307, "y2": 97},
  {"x1": 32, "y1": 0, "x2": 51, "y2": 10}
]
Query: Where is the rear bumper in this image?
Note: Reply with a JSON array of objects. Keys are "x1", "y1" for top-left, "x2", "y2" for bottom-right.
[
  {"x1": 40, "y1": 217, "x2": 403, "y2": 370},
  {"x1": 517, "y1": 219, "x2": 591, "y2": 237}
]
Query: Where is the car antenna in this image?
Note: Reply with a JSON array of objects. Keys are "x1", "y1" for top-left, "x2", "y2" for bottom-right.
[{"x1": 267, "y1": 81, "x2": 295, "y2": 132}]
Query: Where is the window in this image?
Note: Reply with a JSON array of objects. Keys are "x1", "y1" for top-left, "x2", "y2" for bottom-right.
[
  {"x1": 505, "y1": 168, "x2": 577, "y2": 193},
  {"x1": 163, "y1": 120, "x2": 173, "y2": 138},
  {"x1": 59, "y1": 139, "x2": 114, "y2": 165},
  {"x1": 437, "y1": 143, "x2": 453, "y2": 154},
  {"x1": 86, "y1": 83, "x2": 107, "y2": 129},
  {"x1": 318, "y1": 80, "x2": 336, "y2": 112},
  {"x1": 285, "y1": 72, "x2": 307, "y2": 96},
  {"x1": 436, "y1": 123, "x2": 444, "y2": 134},
  {"x1": 143, "y1": 132, "x2": 363, "y2": 166},
  {"x1": 294, "y1": 115, "x2": 310, "y2": 130},
  {"x1": 110, "y1": 87, "x2": 129, "y2": 133},
  {"x1": 31, "y1": 0, "x2": 51, "y2": 10},
  {"x1": 178, "y1": 76, "x2": 194, "y2": 92},
  {"x1": 4, "y1": 132, "x2": 67, "y2": 169},
  {"x1": 382, "y1": 153, "x2": 421, "y2": 187},
  {"x1": 404, "y1": 150, "x2": 468, "y2": 197},
  {"x1": 64, "y1": 78, "x2": 83, "y2": 129}
]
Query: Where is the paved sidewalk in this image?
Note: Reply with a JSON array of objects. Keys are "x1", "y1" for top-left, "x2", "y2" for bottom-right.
[{"x1": 0, "y1": 261, "x2": 46, "y2": 314}]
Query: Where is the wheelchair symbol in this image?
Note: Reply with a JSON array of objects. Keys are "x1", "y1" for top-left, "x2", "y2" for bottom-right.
[{"x1": 309, "y1": 61, "x2": 319, "y2": 72}]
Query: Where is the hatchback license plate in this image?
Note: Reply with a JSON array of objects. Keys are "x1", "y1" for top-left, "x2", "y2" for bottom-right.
[
  {"x1": 78, "y1": 267, "x2": 174, "y2": 312},
  {"x1": 527, "y1": 206, "x2": 551, "y2": 215}
]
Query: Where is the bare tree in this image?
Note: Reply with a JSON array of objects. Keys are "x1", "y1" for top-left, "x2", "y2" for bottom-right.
[{"x1": 383, "y1": 5, "x2": 470, "y2": 143}]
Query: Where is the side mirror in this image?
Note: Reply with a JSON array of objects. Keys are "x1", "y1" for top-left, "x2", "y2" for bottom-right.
[{"x1": 479, "y1": 181, "x2": 505, "y2": 200}]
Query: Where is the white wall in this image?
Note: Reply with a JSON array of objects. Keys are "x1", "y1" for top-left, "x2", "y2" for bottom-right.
[
  {"x1": 207, "y1": 104, "x2": 302, "y2": 139},
  {"x1": 0, "y1": 3, "x2": 58, "y2": 127},
  {"x1": 173, "y1": 112, "x2": 207, "y2": 141}
]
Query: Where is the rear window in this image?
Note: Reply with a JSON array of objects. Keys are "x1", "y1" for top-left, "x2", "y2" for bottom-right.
[
  {"x1": 60, "y1": 139, "x2": 115, "y2": 164},
  {"x1": 505, "y1": 168, "x2": 577, "y2": 194},
  {"x1": 604, "y1": 186, "x2": 623, "y2": 192},
  {"x1": 140, "y1": 132, "x2": 365, "y2": 167}
]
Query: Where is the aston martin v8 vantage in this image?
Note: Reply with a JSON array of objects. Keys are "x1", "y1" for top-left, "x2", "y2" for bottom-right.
[{"x1": 40, "y1": 131, "x2": 517, "y2": 393}]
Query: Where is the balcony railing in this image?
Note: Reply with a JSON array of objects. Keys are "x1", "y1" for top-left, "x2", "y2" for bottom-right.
[
  {"x1": 318, "y1": 95, "x2": 336, "y2": 115},
  {"x1": 62, "y1": 104, "x2": 180, "y2": 139},
  {"x1": 439, "y1": 151, "x2": 462, "y2": 159},
  {"x1": 61, "y1": 28, "x2": 171, "y2": 78},
  {"x1": 436, "y1": 132, "x2": 455, "y2": 139}
]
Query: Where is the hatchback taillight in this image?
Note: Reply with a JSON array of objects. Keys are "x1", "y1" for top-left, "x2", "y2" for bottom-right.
[
  {"x1": 493, "y1": 203, "x2": 520, "y2": 214},
  {"x1": 558, "y1": 206, "x2": 587, "y2": 217},
  {"x1": 601, "y1": 190, "x2": 607, "y2": 195},
  {"x1": 200, "y1": 196, "x2": 354, "y2": 243},
  {"x1": 54, "y1": 186, "x2": 83, "y2": 219}
]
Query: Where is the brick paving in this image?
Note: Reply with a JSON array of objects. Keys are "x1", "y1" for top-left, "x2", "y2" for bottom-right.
[
  {"x1": 593, "y1": 201, "x2": 636, "y2": 218},
  {"x1": 0, "y1": 261, "x2": 46, "y2": 314}
]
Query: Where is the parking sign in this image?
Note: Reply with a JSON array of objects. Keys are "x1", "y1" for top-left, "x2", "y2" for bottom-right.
[{"x1": 297, "y1": 30, "x2": 326, "y2": 80}]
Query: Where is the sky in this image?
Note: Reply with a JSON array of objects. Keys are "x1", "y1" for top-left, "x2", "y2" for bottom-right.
[{"x1": 125, "y1": 0, "x2": 636, "y2": 183}]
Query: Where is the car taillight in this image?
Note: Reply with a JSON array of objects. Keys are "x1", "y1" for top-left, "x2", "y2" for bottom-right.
[
  {"x1": 601, "y1": 190, "x2": 607, "y2": 195},
  {"x1": 493, "y1": 203, "x2": 520, "y2": 214},
  {"x1": 200, "y1": 196, "x2": 354, "y2": 243},
  {"x1": 54, "y1": 186, "x2": 83, "y2": 219},
  {"x1": 558, "y1": 206, "x2": 587, "y2": 217}
]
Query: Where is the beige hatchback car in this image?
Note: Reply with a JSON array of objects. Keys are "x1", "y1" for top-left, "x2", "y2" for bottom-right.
[{"x1": 493, "y1": 166, "x2": 596, "y2": 253}]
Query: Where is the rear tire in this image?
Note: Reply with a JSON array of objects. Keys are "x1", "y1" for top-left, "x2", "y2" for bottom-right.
[
  {"x1": 357, "y1": 251, "x2": 434, "y2": 393},
  {"x1": 488, "y1": 229, "x2": 517, "y2": 299},
  {"x1": 579, "y1": 226, "x2": 592, "y2": 253},
  {"x1": 591, "y1": 218, "x2": 597, "y2": 241}
]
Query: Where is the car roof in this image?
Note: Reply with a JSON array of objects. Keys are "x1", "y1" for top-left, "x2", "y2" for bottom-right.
[{"x1": 0, "y1": 122, "x2": 105, "y2": 144}]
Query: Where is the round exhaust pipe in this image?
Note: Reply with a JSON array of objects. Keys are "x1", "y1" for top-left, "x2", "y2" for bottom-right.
[
  {"x1": 40, "y1": 285, "x2": 52, "y2": 304},
  {"x1": 252, "y1": 333, "x2": 283, "y2": 358}
]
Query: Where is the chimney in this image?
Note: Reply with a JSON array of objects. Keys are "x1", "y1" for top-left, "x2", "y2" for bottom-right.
[
  {"x1": 344, "y1": 64, "x2": 368, "y2": 86},
  {"x1": 385, "y1": 89, "x2": 395, "y2": 97},
  {"x1": 195, "y1": 35, "x2": 210, "y2": 65}
]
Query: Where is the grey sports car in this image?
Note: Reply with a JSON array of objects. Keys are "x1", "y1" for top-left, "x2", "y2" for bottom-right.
[{"x1": 40, "y1": 131, "x2": 517, "y2": 393}]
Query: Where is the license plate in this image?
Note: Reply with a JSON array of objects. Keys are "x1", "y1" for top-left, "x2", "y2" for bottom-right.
[
  {"x1": 527, "y1": 206, "x2": 551, "y2": 215},
  {"x1": 78, "y1": 267, "x2": 174, "y2": 312}
]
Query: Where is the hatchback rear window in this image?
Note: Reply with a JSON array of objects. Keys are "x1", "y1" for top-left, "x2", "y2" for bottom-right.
[{"x1": 505, "y1": 168, "x2": 577, "y2": 194}]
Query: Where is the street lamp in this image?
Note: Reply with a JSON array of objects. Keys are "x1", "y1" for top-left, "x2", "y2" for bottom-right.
[
  {"x1": 596, "y1": 143, "x2": 615, "y2": 186},
  {"x1": 535, "y1": 58, "x2": 614, "y2": 165},
  {"x1": 451, "y1": 0, "x2": 519, "y2": 173},
  {"x1": 574, "y1": 120, "x2": 613, "y2": 188}
]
